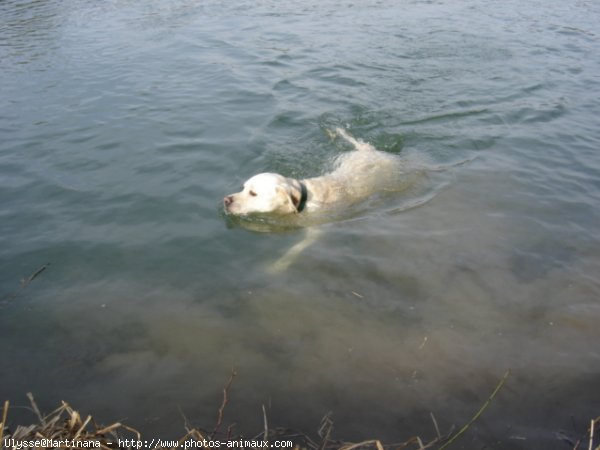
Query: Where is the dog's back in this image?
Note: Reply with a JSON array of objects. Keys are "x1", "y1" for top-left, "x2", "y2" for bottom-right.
[{"x1": 303, "y1": 129, "x2": 403, "y2": 208}]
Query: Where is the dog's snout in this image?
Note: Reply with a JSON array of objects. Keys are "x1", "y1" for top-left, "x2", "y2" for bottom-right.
[{"x1": 223, "y1": 195, "x2": 234, "y2": 207}]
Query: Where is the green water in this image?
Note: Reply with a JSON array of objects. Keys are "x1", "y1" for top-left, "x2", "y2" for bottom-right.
[{"x1": 1, "y1": 0, "x2": 600, "y2": 448}]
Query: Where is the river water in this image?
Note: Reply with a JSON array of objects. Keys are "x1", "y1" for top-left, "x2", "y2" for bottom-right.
[{"x1": 1, "y1": 0, "x2": 599, "y2": 448}]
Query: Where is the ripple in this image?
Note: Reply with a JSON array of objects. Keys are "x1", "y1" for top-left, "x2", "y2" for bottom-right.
[
  {"x1": 400, "y1": 108, "x2": 490, "y2": 125},
  {"x1": 507, "y1": 103, "x2": 567, "y2": 124}
]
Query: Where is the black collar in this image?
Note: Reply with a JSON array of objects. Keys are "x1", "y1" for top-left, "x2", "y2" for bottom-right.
[{"x1": 297, "y1": 181, "x2": 308, "y2": 213}]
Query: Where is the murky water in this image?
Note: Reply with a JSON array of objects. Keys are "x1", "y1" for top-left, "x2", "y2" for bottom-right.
[{"x1": 1, "y1": 0, "x2": 599, "y2": 448}]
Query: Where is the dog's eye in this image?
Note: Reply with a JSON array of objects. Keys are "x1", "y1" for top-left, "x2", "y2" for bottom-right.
[{"x1": 249, "y1": 190, "x2": 257, "y2": 197}]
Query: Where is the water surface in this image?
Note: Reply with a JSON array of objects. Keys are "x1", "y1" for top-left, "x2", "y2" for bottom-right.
[{"x1": 1, "y1": 1, "x2": 600, "y2": 448}]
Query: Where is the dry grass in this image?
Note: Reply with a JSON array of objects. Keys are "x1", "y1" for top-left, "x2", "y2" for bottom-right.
[
  {"x1": 0, "y1": 392, "x2": 446, "y2": 450},
  {"x1": 0, "y1": 393, "x2": 140, "y2": 450},
  {"x1": 1, "y1": 370, "x2": 596, "y2": 450}
]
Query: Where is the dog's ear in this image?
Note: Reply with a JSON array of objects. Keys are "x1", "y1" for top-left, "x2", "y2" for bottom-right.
[
  {"x1": 275, "y1": 185, "x2": 299, "y2": 214},
  {"x1": 287, "y1": 190, "x2": 301, "y2": 214},
  {"x1": 290, "y1": 192, "x2": 300, "y2": 209}
]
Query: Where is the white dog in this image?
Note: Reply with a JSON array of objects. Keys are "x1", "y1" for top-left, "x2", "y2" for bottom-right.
[
  {"x1": 223, "y1": 128, "x2": 409, "y2": 272},
  {"x1": 224, "y1": 128, "x2": 403, "y2": 218}
]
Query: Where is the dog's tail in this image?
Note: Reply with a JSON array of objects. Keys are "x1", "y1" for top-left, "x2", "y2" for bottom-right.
[{"x1": 335, "y1": 127, "x2": 376, "y2": 152}]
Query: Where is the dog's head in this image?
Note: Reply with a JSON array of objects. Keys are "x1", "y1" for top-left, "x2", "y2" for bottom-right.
[{"x1": 224, "y1": 173, "x2": 304, "y2": 216}]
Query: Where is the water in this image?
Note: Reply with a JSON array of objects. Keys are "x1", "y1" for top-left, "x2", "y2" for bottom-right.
[{"x1": 1, "y1": 0, "x2": 600, "y2": 448}]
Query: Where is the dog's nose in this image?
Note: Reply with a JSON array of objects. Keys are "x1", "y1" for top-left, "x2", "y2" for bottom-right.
[{"x1": 223, "y1": 195, "x2": 233, "y2": 207}]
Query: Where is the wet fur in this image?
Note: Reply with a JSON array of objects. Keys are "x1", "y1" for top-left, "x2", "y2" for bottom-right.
[{"x1": 223, "y1": 128, "x2": 401, "y2": 217}]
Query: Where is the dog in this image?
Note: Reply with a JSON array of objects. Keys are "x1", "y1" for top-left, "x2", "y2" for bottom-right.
[
  {"x1": 223, "y1": 128, "x2": 409, "y2": 272},
  {"x1": 223, "y1": 128, "x2": 404, "y2": 218}
]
